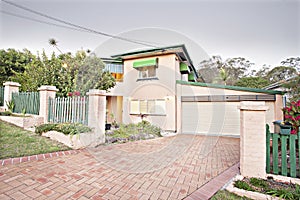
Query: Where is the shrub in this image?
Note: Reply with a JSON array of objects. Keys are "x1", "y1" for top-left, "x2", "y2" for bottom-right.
[
  {"x1": 35, "y1": 123, "x2": 92, "y2": 135},
  {"x1": 108, "y1": 120, "x2": 161, "y2": 141},
  {"x1": 283, "y1": 100, "x2": 300, "y2": 134}
]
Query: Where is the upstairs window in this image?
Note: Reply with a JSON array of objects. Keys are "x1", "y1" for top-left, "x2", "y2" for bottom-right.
[
  {"x1": 138, "y1": 66, "x2": 156, "y2": 79},
  {"x1": 133, "y1": 58, "x2": 158, "y2": 80}
]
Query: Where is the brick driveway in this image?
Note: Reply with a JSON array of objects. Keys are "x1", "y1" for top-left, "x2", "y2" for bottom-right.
[{"x1": 0, "y1": 135, "x2": 239, "y2": 200}]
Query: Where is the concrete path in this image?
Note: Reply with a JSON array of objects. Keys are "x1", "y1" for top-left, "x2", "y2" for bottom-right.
[{"x1": 0, "y1": 135, "x2": 239, "y2": 200}]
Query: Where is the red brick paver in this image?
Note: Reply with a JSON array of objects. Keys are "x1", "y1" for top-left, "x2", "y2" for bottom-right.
[{"x1": 0, "y1": 135, "x2": 239, "y2": 199}]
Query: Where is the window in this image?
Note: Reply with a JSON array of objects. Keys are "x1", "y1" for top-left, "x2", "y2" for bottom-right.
[
  {"x1": 130, "y1": 99, "x2": 166, "y2": 115},
  {"x1": 133, "y1": 58, "x2": 158, "y2": 80},
  {"x1": 138, "y1": 66, "x2": 156, "y2": 79}
]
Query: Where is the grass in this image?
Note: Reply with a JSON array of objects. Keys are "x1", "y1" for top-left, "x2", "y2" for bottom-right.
[
  {"x1": 211, "y1": 190, "x2": 252, "y2": 200},
  {"x1": 0, "y1": 120, "x2": 71, "y2": 159}
]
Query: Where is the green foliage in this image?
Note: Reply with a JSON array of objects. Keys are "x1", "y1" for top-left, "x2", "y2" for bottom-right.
[
  {"x1": 283, "y1": 75, "x2": 300, "y2": 102},
  {"x1": 5, "y1": 100, "x2": 15, "y2": 112},
  {"x1": 35, "y1": 123, "x2": 92, "y2": 135},
  {"x1": 234, "y1": 180, "x2": 255, "y2": 191},
  {"x1": 249, "y1": 177, "x2": 269, "y2": 189},
  {"x1": 267, "y1": 188, "x2": 294, "y2": 199},
  {"x1": 211, "y1": 190, "x2": 251, "y2": 200},
  {"x1": 75, "y1": 54, "x2": 116, "y2": 95},
  {"x1": 234, "y1": 77, "x2": 270, "y2": 88},
  {"x1": 281, "y1": 57, "x2": 300, "y2": 72},
  {"x1": 266, "y1": 66, "x2": 297, "y2": 83},
  {"x1": 283, "y1": 100, "x2": 300, "y2": 133},
  {"x1": 111, "y1": 120, "x2": 161, "y2": 139},
  {"x1": 0, "y1": 48, "x2": 34, "y2": 84},
  {"x1": 0, "y1": 120, "x2": 70, "y2": 159},
  {"x1": 235, "y1": 178, "x2": 300, "y2": 200},
  {"x1": 198, "y1": 56, "x2": 253, "y2": 85}
]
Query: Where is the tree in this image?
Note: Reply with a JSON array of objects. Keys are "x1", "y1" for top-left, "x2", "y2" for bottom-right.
[
  {"x1": 281, "y1": 57, "x2": 300, "y2": 72},
  {"x1": 75, "y1": 54, "x2": 116, "y2": 95},
  {"x1": 11, "y1": 50, "x2": 74, "y2": 96},
  {"x1": 197, "y1": 55, "x2": 222, "y2": 83},
  {"x1": 234, "y1": 77, "x2": 270, "y2": 89},
  {"x1": 266, "y1": 66, "x2": 297, "y2": 83},
  {"x1": 214, "y1": 68, "x2": 230, "y2": 85},
  {"x1": 197, "y1": 56, "x2": 254, "y2": 85},
  {"x1": 0, "y1": 48, "x2": 35, "y2": 84},
  {"x1": 282, "y1": 75, "x2": 300, "y2": 102}
]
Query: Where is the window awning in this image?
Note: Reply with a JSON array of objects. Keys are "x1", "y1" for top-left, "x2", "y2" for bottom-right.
[
  {"x1": 188, "y1": 72, "x2": 196, "y2": 82},
  {"x1": 133, "y1": 58, "x2": 157, "y2": 68},
  {"x1": 180, "y1": 62, "x2": 190, "y2": 74}
]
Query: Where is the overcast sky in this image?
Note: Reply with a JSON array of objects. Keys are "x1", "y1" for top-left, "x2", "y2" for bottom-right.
[{"x1": 0, "y1": 0, "x2": 299, "y2": 69}]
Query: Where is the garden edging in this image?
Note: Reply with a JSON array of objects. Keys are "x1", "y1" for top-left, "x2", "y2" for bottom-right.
[
  {"x1": 0, "y1": 149, "x2": 83, "y2": 166},
  {"x1": 0, "y1": 115, "x2": 44, "y2": 130},
  {"x1": 42, "y1": 131, "x2": 101, "y2": 149}
]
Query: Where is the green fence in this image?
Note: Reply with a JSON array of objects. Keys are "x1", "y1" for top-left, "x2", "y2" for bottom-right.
[
  {"x1": 12, "y1": 92, "x2": 40, "y2": 115},
  {"x1": 0, "y1": 87, "x2": 4, "y2": 106},
  {"x1": 48, "y1": 96, "x2": 89, "y2": 125},
  {"x1": 266, "y1": 124, "x2": 300, "y2": 178}
]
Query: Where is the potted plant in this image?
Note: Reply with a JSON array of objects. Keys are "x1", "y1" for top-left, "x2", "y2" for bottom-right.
[{"x1": 282, "y1": 100, "x2": 300, "y2": 135}]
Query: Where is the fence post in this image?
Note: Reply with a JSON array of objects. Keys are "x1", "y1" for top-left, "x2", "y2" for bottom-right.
[
  {"x1": 3, "y1": 81, "x2": 20, "y2": 110},
  {"x1": 38, "y1": 86, "x2": 58, "y2": 123},
  {"x1": 88, "y1": 89, "x2": 106, "y2": 144},
  {"x1": 239, "y1": 101, "x2": 269, "y2": 178}
]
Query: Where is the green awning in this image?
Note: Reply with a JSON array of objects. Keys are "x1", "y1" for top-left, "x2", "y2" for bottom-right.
[
  {"x1": 133, "y1": 58, "x2": 157, "y2": 68},
  {"x1": 180, "y1": 63, "x2": 190, "y2": 73}
]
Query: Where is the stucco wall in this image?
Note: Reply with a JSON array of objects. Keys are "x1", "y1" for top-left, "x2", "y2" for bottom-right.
[{"x1": 111, "y1": 54, "x2": 180, "y2": 131}]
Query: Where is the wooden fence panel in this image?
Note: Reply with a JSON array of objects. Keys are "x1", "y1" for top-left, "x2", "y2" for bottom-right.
[
  {"x1": 266, "y1": 125, "x2": 300, "y2": 178},
  {"x1": 12, "y1": 92, "x2": 40, "y2": 115}
]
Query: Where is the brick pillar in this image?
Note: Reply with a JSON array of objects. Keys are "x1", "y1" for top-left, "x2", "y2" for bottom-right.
[
  {"x1": 88, "y1": 89, "x2": 106, "y2": 144},
  {"x1": 38, "y1": 86, "x2": 58, "y2": 123},
  {"x1": 3, "y1": 81, "x2": 20, "y2": 110},
  {"x1": 239, "y1": 101, "x2": 269, "y2": 178}
]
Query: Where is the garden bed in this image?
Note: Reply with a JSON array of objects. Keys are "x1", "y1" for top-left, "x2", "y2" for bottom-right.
[
  {"x1": 36, "y1": 123, "x2": 100, "y2": 149},
  {"x1": 105, "y1": 121, "x2": 161, "y2": 144},
  {"x1": 226, "y1": 175, "x2": 300, "y2": 200}
]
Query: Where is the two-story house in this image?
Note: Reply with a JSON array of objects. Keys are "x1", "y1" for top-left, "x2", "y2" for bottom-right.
[{"x1": 104, "y1": 44, "x2": 284, "y2": 136}]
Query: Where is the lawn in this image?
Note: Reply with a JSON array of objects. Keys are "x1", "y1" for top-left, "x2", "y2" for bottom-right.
[{"x1": 0, "y1": 120, "x2": 71, "y2": 159}]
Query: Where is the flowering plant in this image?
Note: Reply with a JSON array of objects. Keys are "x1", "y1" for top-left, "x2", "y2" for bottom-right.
[
  {"x1": 283, "y1": 100, "x2": 300, "y2": 134},
  {"x1": 68, "y1": 91, "x2": 81, "y2": 97}
]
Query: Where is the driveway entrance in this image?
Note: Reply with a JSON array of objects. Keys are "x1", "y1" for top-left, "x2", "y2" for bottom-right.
[{"x1": 0, "y1": 135, "x2": 239, "y2": 200}]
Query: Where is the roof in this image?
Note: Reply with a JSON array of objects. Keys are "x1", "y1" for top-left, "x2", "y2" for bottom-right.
[
  {"x1": 177, "y1": 80, "x2": 284, "y2": 95},
  {"x1": 111, "y1": 44, "x2": 198, "y2": 78},
  {"x1": 263, "y1": 75, "x2": 298, "y2": 90}
]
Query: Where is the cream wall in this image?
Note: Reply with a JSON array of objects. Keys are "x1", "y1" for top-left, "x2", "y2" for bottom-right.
[{"x1": 109, "y1": 54, "x2": 181, "y2": 131}]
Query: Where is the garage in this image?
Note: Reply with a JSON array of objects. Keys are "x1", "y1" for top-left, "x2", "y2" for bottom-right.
[
  {"x1": 177, "y1": 81, "x2": 282, "y2": 136},
  {"x1": 182, "y1": 101, "x2": 240, "y2": 136}
]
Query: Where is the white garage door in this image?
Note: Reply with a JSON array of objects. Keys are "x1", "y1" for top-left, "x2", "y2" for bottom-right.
[{"x1": 182, "y1": 102, "x2": 240, "y2": 136}]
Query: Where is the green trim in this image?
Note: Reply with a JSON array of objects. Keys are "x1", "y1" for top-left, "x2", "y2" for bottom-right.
[
  {"x1": 176, "y1": 80, "x2": 285, "y2": 95},
  {"x1": 180, "y1": 63, "x2": 190, "y2": 72},
  {"x1": 133, "y1": 58, "x2": 157, "y2": 68}
]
